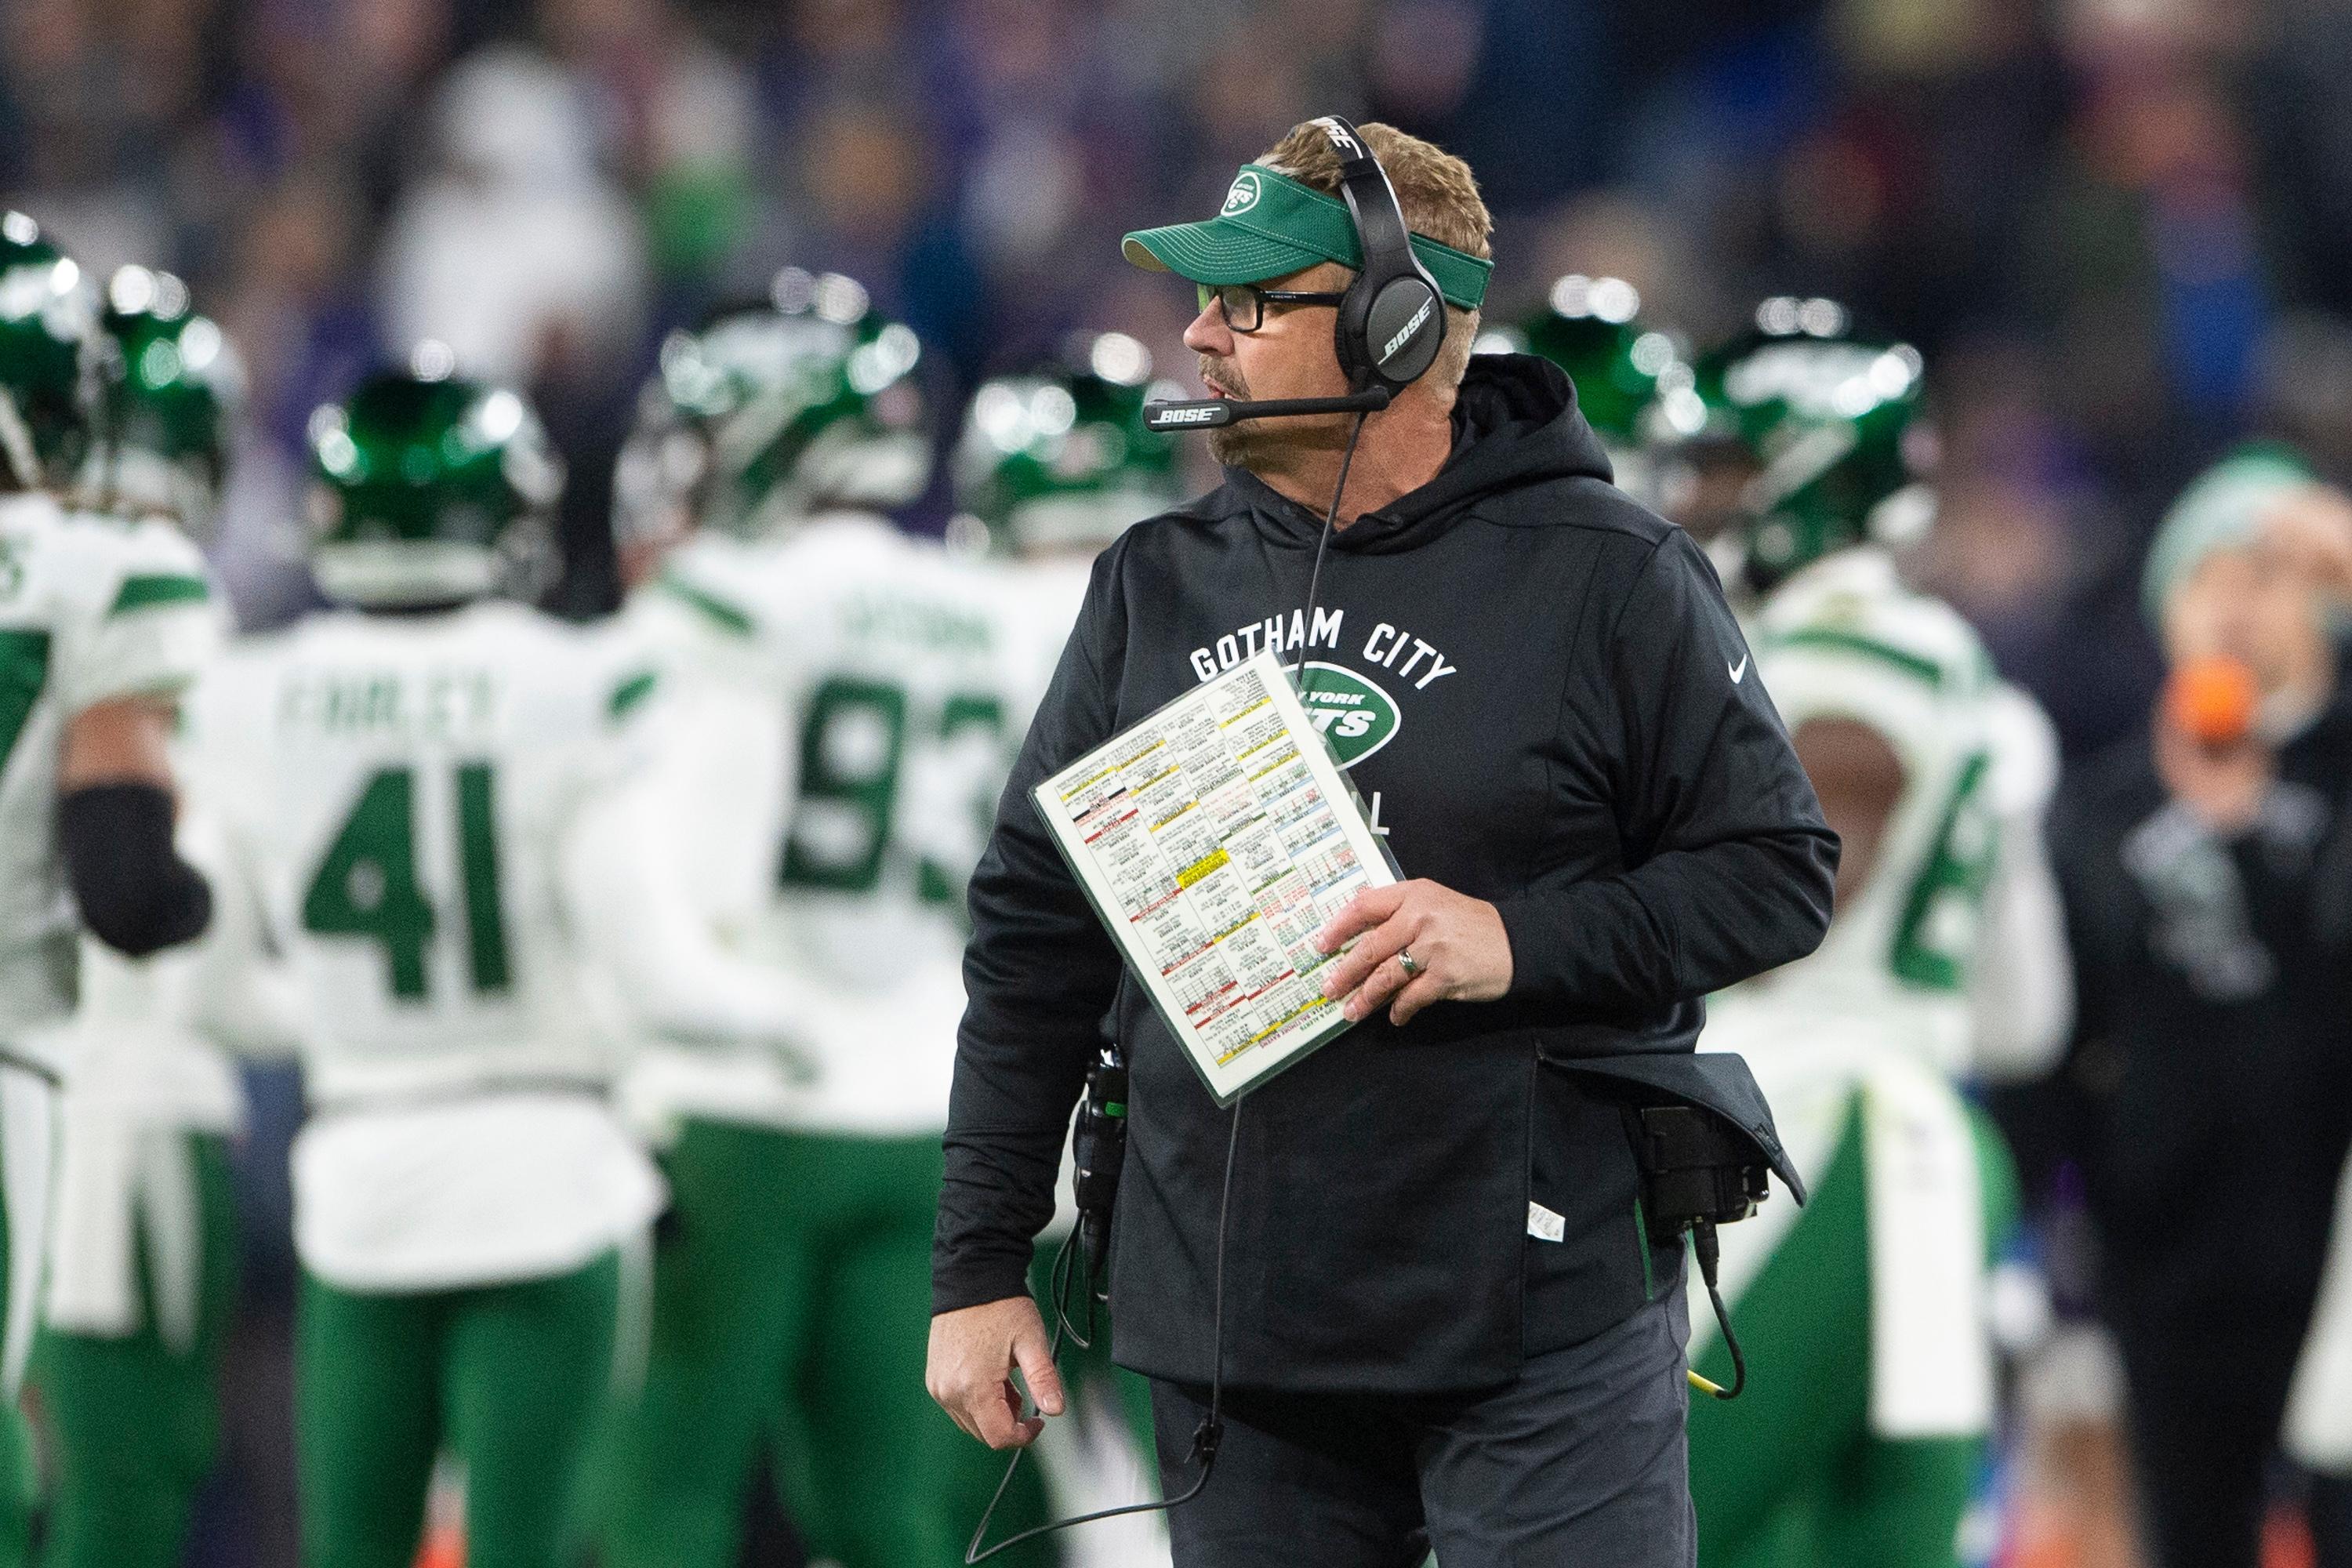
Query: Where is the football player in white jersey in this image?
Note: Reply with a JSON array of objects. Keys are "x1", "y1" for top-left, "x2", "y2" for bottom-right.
[
  {"x1": 0, "y1": 219, "x2": 222, "y2": 1568},
  {"x1": 584, "y1": 280, "x2": 1145, "y2": 1568},
  {"x1": 180, "y1": 360, "x2": 801, "y2": 1568},
  {"x1": 1642, "y1": 311, "x2": 2071, "y2": 1087},
  {"x1": 31, "y1": 266, "x2": 260, "y2": 1568},
  {"x1": 1647, "y1": 302, "x2": 2063, "y2": 1568}
]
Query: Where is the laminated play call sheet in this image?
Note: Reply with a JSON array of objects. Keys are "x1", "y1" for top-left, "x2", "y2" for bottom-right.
[{"x1": 1033, "y1": 647, "x2": 1399, "y2": 1105}]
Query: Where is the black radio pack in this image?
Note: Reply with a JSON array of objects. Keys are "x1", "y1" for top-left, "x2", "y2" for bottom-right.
[
  {"x1": 1633, "y1": 1102, "x2": 1774, "y2": 1241},
  {"x1": 1071, "y1": 1041, "x2": 1127, "y2": 1294},
  {"x1": 1553, "y1": 1051, "x2": 1805, "y2": 1399}
]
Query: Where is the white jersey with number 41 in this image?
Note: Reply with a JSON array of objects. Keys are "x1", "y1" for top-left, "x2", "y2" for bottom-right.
[
  {"x1": 183, "y1": 600, "x2": 666, "y2": 1096},
  {"x1": 622, "y1": 512, "x2": 1087, "y2": 1138},
  {"x1": 182, "y1": 600, "x2": 680, "y2": 1290}
]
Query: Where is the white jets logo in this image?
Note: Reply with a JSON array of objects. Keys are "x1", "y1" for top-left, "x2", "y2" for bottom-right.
[
  {"x1": 1728, "y1": 652, "x2": 1749, "y2": 684},
  {"x1": 1221, "y1": 172, "x2": 1262, "y2": 216}
]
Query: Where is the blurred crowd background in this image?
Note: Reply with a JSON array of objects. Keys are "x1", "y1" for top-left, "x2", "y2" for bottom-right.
[
  {"x1": 13, "y1": 0, "x2": 2352, "y2": 1563},
  {"x1": 23, "y1": 0, "x2": 2352, "y2": 753}
]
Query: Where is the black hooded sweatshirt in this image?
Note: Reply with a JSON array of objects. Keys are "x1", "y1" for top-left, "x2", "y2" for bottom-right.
[{"x1": 935, "y1": 354, "x2": 1836, "y2": 1393}]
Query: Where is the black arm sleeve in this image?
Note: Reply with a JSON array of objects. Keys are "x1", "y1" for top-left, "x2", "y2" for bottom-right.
[
  {"x1": 59, "y1": 782, "x2": 213, "y2": 959},
  {"x1": 1494, "y1": 529, "x2": 1838, "y2": 1015},
  {"x1": 933, "y1": 579, "x2": 1129, "y2": 1315}
]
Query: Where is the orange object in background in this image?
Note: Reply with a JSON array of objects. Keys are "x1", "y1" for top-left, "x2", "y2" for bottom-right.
[
  {"x1": 2263, "y1": 1502, "x2": 2317, "y2": 1568},
  {"x1": 2166, "y1": 654, "x2": 2261, "y2": 746},
  {"x1": 412, "y1": 1461, "x2": 465, "y2": 1568}
]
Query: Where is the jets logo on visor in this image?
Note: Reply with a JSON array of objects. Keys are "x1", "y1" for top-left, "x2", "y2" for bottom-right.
[{"x1": 1221, "y1": 172, "x2": 1263, "y2": 216}]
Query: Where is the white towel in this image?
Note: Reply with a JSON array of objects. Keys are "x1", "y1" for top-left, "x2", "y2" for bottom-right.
[
  {"x1": 0, "y1": 1071, "x2": 53, "y2": 1397},
  {"x1": 44, "y1": 942, "x2": 242, "y2": 1341},
  {"x1": 1686, "y1": 998, "x2": 1993, "y2": 1437},
  {"x1": 2286, "y1": 1151, "x2": 2352, "y2": 1471},
  {"x1": 1863, "y1": 1059, "x2": 1994, "y2": 1437}
]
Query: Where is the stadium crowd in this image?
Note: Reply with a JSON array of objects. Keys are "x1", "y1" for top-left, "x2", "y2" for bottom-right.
[{"x1": 9, "y1": 0, "x2": 2352, "y2": 1566}]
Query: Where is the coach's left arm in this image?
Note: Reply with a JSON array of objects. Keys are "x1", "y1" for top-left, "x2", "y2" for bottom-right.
[
  {"x1": 1488, "y1": 527, "x2": 1838, "y2": 1015},
  {"x1": 1315, "y1": 527, "x2": 1836, "y2": 1030}
]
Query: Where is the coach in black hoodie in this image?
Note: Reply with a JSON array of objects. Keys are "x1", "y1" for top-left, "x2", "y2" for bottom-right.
[{"x1": 929, "y1": 122, "x2": 1835, "y2": 1566}]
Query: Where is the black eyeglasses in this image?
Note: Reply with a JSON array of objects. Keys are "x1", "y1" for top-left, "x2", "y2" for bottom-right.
[{"x1": 1196, "y1": 282, "x2": 1348, "y2": 333}]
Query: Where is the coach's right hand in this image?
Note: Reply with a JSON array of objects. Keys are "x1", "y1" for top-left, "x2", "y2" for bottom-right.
[{"x1": 928, "y1": 1295, "x2": 1066, "y2": 1449}]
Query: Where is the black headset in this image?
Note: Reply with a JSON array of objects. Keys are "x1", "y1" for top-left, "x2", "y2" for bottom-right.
[{"x1": 1317, "y1": 115, "x2": 1447, "y2": 396}]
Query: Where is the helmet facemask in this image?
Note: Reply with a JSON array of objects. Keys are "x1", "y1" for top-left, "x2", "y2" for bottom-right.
[
  {"x1": 1660, "y1": 299, "x2": 1927, "y2": 597},
  {"x1": 0, "y1": 214, "x2": 100, "y2": 495},
  {"x1": 79, "y1": 267, "x2": 245, "y2": 540}
]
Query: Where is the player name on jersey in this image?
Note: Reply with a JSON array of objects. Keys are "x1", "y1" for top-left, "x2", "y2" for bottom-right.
[{"x1": 275, "y1": 666, "x2": 500, "y2": 739}]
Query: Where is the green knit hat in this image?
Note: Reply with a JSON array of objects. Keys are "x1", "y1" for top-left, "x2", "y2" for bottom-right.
[{"x1": 2143, "y1": 444, "x2": 2318, "y2": 625}]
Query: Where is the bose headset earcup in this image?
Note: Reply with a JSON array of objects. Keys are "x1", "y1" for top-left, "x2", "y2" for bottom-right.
[
  {"x1": 1316, "y1": 116, "x2": 1446, "y2": 394},
  {"x1": 1363, "y1": 275, "x2": 1442, "y2": 385}
]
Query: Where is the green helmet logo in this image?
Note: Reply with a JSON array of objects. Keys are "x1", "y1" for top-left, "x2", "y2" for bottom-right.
[
  {"x1": 1491, "y1": 275, "x2": 1688, "y2": 446},
  {"x1": 306, "y1": 348, "x2": 563, "y2": 608},
  {"x1": 1656, "y1": 297, "x2": 1927, "y2": 593},
  {"x1": 614, "y1": 268, "x2": 931, "y2": 550},
  {"x1": 82, "y1": 266, "x2": 245, "y2": 537},
  {"x1": 0, "y1": 212, "x2": 99, "y2": 493},
  {"x1": 951, "y1": 332, "x2": 1185, "y2": 556}
]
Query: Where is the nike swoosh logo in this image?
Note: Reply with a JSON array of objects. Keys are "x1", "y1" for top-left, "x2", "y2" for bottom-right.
[{"x1": 1728, "y1": 653, "x2": 1748, "y2": 684}]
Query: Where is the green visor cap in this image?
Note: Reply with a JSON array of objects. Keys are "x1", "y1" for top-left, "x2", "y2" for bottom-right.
[{"x1": 1123, "y1": 165, "x2": 1493, "y2": 310}]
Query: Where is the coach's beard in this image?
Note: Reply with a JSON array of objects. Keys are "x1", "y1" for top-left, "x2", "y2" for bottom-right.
[{"x1": 1200, "y1": 358, "x2": 1357, "y2": 470}]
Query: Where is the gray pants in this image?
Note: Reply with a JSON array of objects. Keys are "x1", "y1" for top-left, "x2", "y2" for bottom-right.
[{"x1": 1150, "y1": 1288, "x2": 1694, "y2": 1567}]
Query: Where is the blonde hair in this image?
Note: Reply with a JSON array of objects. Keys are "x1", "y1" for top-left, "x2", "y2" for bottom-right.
[{"x1": 1258, "y1": 121, "x2": 1491, "y2": 390}]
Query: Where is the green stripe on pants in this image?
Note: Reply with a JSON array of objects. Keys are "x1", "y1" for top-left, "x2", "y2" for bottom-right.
[
  {"x1": 33, "y1": 1131, "x2": 239, "y2": 1568},
  {"x1": 296, "y1": 1252, "x2": 619, "y2": 1568},
  {"x1": 580, "y1": 1121, "x2": 1054, "y2": 1568},
  {"x1": 1687, "y1": 1095, "x2": 2019, "y2": 1568}
]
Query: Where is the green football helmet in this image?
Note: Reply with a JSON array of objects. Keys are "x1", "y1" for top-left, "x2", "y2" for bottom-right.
[
  {"x1": 0, "y1": 212, "x2": 99, "y2": 493},
  {"x1": 305, "y1": 349, "x2": 563, "y2": 608},
  {"x1": 82, "y1": 266, "x2": 245, "y2": 537},
  {"x1": 950, "y1": 331, "x2": 1185, "y2": 556},
  {"x1": 1486, "y1": 275, "x2": 1688, "y2": 445},
  {"x1": 1651, "y1": 296, "x2": 1929, "y2": 593},
  {"x1": 613, "y1": 267, "x2": 931, "y2": 552}
]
